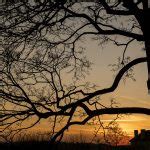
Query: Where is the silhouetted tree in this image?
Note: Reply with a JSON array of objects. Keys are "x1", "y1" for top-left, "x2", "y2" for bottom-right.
[
  {"x1": 0, "y1": 0, "x2": 150, "y2": 142},
  {"x1": 103, "y1": 122, "x2": 127, "y2": 146}
]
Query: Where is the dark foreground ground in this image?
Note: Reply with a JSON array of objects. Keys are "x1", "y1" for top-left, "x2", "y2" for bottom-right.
[{"x1": 0, "y1": 141, "x2": 150, "y2": 150}]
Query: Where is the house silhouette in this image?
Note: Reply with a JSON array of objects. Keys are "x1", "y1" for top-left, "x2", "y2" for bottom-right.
[{"x1": 130, "y1": 129, "x2": 150, "y2": 149}]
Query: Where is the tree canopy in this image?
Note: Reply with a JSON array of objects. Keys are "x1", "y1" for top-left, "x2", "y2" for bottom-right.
[{"x1": 0, "y1": 0, "x2": 150, "y2": 142}]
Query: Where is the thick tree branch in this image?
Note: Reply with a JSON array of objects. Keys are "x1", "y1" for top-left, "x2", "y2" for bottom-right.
[
  {"x1": 62, "y1": 6, "x2": 144, "y2": 41},
  {"x1": 61, "y1": 57, "x2": 147, "y2": 110}
]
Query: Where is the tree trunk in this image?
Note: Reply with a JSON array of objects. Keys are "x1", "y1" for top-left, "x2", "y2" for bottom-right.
[
  {"x1": 125, "y1": 1, "x2": 150, "y2": 94},
  {"x1": 145, "y1": 40, "x2": 150, "y2": 94},
  {"x1": 142, "y1": 7, "x2": 150, "y2": 94}
]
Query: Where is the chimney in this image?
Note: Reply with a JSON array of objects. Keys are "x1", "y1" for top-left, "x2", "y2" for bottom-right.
[
  {"x1": 134, "y1": 130, "x2": 138, "y2": 138},
  {"x1": 141, "y1": 129, "x2": 146, "y2": 139}
]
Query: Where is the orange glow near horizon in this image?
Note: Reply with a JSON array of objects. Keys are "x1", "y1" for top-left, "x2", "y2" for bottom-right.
[{"x1": 30, "y1": 114, "x2": 150, "y2": 138}]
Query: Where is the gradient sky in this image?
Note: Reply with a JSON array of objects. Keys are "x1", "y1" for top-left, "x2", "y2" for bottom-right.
[
  {"x1": 78, "y1": 35, "x2": 150, "y2": 136},
  {"x1": 5, "y1": 2, "x2": 150, "y2": 141},
  {"x1": 31, "y1": 35, "x2": 150, "y2": 140},
  {"x1": 23, "y1": 2, "x2": 150, "y2": 139}
]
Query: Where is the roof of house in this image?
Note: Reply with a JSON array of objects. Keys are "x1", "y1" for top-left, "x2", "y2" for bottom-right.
[{"x1": 130, "y1": 130, "x2": 150, "y2": 143}]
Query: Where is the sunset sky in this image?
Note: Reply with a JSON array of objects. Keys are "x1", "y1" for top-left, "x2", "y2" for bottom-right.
[
  {"x1": 1, "y1": 2, "x2": 150, "y2": 144},
  {"x1": 32, "y1": 35, "x2": 150, "y2": 139},
  {"x1": 78, "y1": 35, "x2": 150, "y2": 136},
  {"x1": 78, "y1": 35, "x2": 150, "y2": 134}
]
